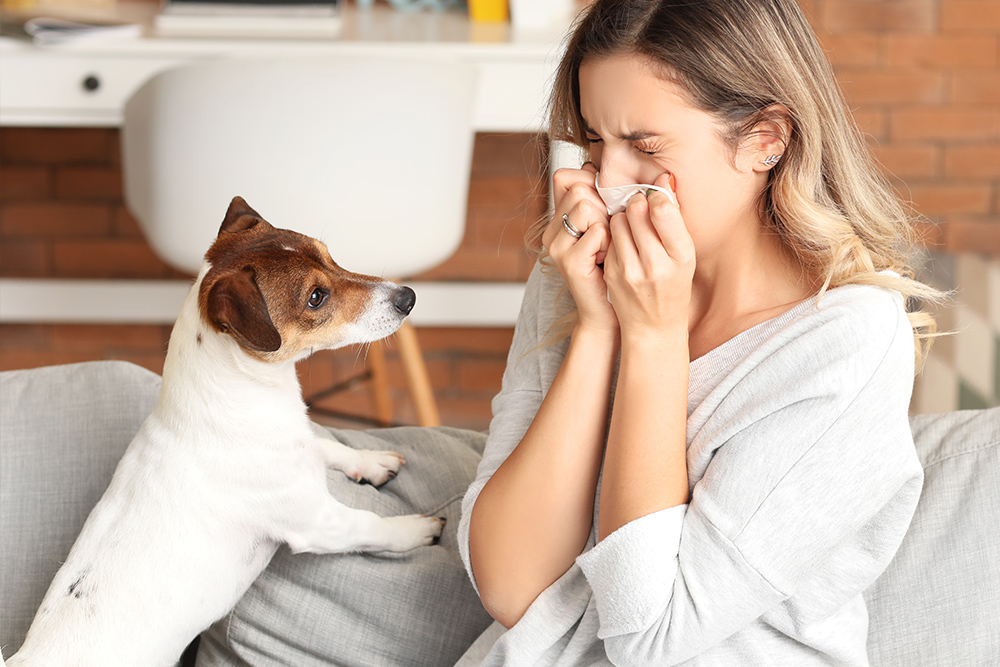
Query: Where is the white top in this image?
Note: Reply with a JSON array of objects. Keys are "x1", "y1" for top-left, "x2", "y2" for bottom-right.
[{"x1": 457, "y1": 262, "x2": 923, "y2": 666}]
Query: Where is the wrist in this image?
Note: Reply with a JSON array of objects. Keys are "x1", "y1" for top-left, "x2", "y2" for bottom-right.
[
  {"x1": 571, "y1": 320, "x2": 621, "y2": 350},
  {"x1": 619, "y1": 325, "x2": 688, "y2": 358}
]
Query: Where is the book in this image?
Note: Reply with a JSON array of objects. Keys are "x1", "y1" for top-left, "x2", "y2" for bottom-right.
[
  {"x1": 155, "y1": 0, "x2": 341, "y2": 39},
  {"x1": 1, "y1": 16, "x2": 142, "y2": 45}
]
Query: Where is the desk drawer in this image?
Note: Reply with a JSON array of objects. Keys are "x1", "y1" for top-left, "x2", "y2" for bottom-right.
[{"x1": 0, "y1": 54, "x2": 188, "y2": 126}]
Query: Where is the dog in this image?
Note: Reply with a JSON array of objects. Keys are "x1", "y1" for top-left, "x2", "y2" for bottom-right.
[{"x1": 5, "y1": 197, "x2": 444, "y2": 667}]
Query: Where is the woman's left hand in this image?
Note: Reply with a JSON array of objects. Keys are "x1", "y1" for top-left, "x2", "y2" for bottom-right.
[{"x1": 604, "y1": 172, "x2": 695, "y2": 340}]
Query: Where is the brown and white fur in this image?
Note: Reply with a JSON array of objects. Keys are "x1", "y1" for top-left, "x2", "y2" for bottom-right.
[{"x1": 5, "y1": 198, "x2": 443, "y2": 667}]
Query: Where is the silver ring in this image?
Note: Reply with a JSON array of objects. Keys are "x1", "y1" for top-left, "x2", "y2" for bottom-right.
[{"x1": 562, "y1": 213, "x2": 583, "y2": 239}]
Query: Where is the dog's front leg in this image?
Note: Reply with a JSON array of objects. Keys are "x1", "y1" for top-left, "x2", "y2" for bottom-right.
[
  {"x1": 312, "y1": 437, "x2": 405, "y2": 486},
  {"x1": 286, "y1": 496, "x2": 444, "y2": 554}
]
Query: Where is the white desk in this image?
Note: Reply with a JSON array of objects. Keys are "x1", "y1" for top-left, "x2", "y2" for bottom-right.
[{"x1": 0, "y1": 2, "x2": 579, "y2": 325}]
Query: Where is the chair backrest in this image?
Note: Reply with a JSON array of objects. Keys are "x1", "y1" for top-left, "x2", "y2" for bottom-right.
[{"x1": 122, "y1": 56, "x2": 477, "y2": 278}]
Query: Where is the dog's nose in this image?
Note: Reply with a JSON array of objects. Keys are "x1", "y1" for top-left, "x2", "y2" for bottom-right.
[{"x1": 392, "y1": 286, "x2": 416, "y2": 316}]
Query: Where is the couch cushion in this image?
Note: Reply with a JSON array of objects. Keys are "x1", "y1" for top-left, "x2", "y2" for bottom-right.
[
  {"x1": 866, "y1": 408, "x2": 1000, "y2": 666},
  {"x1": 0, "y1": 361, "x2": 162, "y2": 655},
  {"x1": 196, "y1": 424, "x2": 494, "y2": 667}
]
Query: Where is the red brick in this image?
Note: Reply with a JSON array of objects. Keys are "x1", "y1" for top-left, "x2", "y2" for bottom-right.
[
  {"x1": 383, "y1": 356, "x2": 453, "y2": 392},
  {"x1": 943, "y1": 218, "x2": 1000, "y2": 254},
  {"x1": 945, "y1": 145, "x2": 1000, "y2": 179},
  {"x1": 0, "y1": 324, "x2": 52, "y2": 350},
  {"x1": 0, "y1": 350, "x2": 94, "y2": 372},
  {"x1": 415, "y1": 327, "x2": 514, "y2": 355},
  {"x1": 941, "y1": 0, "x2": 1000, "y2": 32},
  {"x1": 838, "y1": 69, "x2": 945, "y2": 105},
  {"x1": 471, "y1": 132, "x2": 546, "y2": 177},
  {"x1": 905, "y1": 184, "x2": 993, "y2": 216},
  {"x1": 886, "y1": 34, "x2": 998, "y2": 69},
  {"x1": 55, "y1": 166, "x2": 123, "y2": 200},
  {"x1": 52, "y1": 239, "x2": 173, "y2": 278},
  {"x1": 873, "y1": 144, "x2": 940, "y2": 180},
  {"x1": 823, "y1": 1, "x2": 936, "y2": 34},
  {"x1": 113, "y1": 205, "x2": 148, "y2": 238},
  {"x1": 0, "y1": 239, "x2": 50, "y2": 277},
  {"x1": 0, "y1": 128, "x2": 110, "y2": 164},
  {"x1": 819, "y1": 33, "x2": 881, "y2": 67},
  {"x1": 456, "y1": 358, "x2": 507, "y2": 393},
  {"x1": 891, "y1": 109, "x2": 1000, "y2": 142},
  {"x1": 50, "y1": 324, "x2": 169, "y2": 353},
  {"x1": 470, "y1": 210, "x2": 535, "y2": 251},
  {"x1": 467, "y1": 175, "x2": 541, "y2": 216},
  {"x1": 416, "y1": 246, "x2": 533, "y2": 281},
  {"x1": 0, "y1": 202, "x2": 111, "y2": 237},
  {"x1": 951, "y1": 73, "x2": 1000, "y2": 106},
  {"x1": 851, "y1": 108, "x2": 889, "y2": 141},
  {"x1": 0, "y1": 166, "x2": 52, "y2": 199}
]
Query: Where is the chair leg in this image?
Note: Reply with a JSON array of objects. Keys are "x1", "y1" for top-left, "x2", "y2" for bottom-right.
[
  {"x1": 367, "y1": 342, "x2": 394, "y2": 427},
  {"x1": 395, "y1": 321, "x2": 441, "y2": 427}
]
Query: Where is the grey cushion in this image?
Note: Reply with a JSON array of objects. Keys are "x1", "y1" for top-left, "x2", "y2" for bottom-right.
[
  {"x1": 0, "y1": 361, "x2": 162, "y2": 656},
  {"x1": 866, "y1": 407, "x2": 1000, "y2": 666},
  {"x1": 196, "y1": 424, "x2": 494, "y2": 667}
]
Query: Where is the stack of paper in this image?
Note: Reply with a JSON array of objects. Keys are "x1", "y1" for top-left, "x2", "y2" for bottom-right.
[{"x1": 155, "y1": 0, "x2": 342, "y2": 38}]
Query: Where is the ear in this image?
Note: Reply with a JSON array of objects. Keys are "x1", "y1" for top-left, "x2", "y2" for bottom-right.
[
  {"x1": 744, "y1": 104, "x2": 792, "y2": 173},
  {"x1": 205, "y1": 266, "x2": 281, "y2": 352},
  {"x1": 219, "y1": 197, "x2": 267, "y2": 236}
]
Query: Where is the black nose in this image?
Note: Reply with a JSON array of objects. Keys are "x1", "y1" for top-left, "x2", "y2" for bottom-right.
[{"x1": 392, "y1": 286, "x2": 416, "y2": 316}]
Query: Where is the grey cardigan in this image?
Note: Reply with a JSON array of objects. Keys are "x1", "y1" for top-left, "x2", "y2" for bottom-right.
[{"x1": 457, "y1": 262, "x2": 922, "y2": 666}]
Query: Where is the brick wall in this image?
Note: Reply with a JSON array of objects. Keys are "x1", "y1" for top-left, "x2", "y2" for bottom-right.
[
  {"x1": 1, "y1": 0, "x2": 998, "y2": 428},
  {"x1": 803, "y1": 0, "x2": 1000, "y2": 252}
]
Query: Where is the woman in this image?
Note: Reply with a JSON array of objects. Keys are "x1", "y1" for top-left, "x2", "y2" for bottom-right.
[{"x1": 456, "y1": 0, "x2": 940, "y2": 665}]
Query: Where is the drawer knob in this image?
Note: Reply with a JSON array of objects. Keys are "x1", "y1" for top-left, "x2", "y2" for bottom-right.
[{"x1": 82, "y1": 75, "x2": 101, "y2": 92}]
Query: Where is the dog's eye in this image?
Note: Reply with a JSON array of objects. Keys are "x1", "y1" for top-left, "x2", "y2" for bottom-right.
[{"x1": 307, "y1": 288, "x2": 329, "y2": 309}]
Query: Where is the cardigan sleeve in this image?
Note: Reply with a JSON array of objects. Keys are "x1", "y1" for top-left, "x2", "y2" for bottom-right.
[
  {"x1": 576, "y1": 289, "x2": 924, "y2": 666},
  {"x1": 458, "y1": 262, "x2": 571, "y2": 593}
]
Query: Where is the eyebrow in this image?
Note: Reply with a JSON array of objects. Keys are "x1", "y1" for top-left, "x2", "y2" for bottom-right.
[{"x1": 581, "y1": 119, "x2": 658, "y2": 142}]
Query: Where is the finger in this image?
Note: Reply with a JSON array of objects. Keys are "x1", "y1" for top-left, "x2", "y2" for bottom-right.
[
  {"x1": 552, "y1": 167, "x2": 603, "y2": 211},
  {"x1": 606, "y1": 211, "x2": 640, "y2": 275},
  {"x1": 622, "y1": 193, "x2": 668, "y2": 270},
  {"x1": 646, "y1": 173, "x2": 694, "y2": 263},
  {"x1": 581, "y1": 161, "x2": 598, "y2": 175}
]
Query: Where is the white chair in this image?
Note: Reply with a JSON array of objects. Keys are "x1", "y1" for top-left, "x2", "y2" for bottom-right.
[{"x1": 121, "y1": 56, "x2": 478, "y2": 427}]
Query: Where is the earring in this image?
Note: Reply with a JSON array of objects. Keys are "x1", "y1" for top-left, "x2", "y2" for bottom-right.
[{"x1": 761, "y1": 154, "x2": 782, "y2": 167}]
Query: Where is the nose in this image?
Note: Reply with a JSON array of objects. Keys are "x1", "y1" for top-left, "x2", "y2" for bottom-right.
[{"x1": 392, "y1": 285, "x2": 416, "y2": 316}]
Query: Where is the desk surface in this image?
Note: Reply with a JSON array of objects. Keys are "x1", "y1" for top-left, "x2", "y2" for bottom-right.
[
  {"x1": 0, "y1": 1, "x2": 569, "y2": 55},
  {"x1": 0, "y1": 1, "x2": 570, "y2": 130}
]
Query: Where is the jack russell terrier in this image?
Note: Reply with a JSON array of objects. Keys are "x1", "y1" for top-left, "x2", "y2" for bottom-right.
[{"x1": 5, "y1": 197, "x2": 444, "y2": 667}]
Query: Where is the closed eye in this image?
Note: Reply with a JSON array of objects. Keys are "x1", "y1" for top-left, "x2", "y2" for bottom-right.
[{"x1": 307, "y1": 287, "x2": 329, "y2": 309}]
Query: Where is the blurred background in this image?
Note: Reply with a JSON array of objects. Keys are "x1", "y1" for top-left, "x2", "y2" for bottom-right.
[{"x1": 0, "y1": 0, "x2": 997, "y2": 429}]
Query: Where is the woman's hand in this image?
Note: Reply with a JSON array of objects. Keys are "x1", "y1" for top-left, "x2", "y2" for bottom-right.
[
  {"x1": 542, "y1": 163, "x2": 618, "y2": 334},
  {"x1": 604, "y1": 172, "x2": 695, "y2": 340}
]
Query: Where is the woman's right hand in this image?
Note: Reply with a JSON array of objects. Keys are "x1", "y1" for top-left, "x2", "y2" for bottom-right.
[{"x1": 542, "y1": 163, "x2": 618, "y2": 333}]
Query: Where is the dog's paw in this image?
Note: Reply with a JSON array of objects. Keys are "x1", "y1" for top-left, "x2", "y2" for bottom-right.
[
  {"x1": 382, "y1": 514, "x2": 445, "y2": 551},
  {"x1": 345, "y1": 449, "x2": 405, "y2": 486}
]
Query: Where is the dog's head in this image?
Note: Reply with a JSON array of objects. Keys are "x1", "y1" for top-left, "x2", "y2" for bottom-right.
[{"x1": 198, "y1": 197, "x2": 415, "y2": 362}]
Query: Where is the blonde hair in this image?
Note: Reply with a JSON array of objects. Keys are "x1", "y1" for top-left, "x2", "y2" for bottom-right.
[{"x1": 534, "y1": 0, "x2": 943, "y2": 368}]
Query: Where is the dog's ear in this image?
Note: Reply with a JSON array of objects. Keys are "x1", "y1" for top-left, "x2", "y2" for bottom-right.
[
  {"x1": 219, "y1": 197, "x2": 267, "y2": 236},
  {"x1": 205, "y1": 266, "x2": 282, "y2": 352}
]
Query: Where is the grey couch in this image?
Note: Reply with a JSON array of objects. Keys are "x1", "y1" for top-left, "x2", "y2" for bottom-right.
[{"x1": 1, "y1": 361, "x2": 998, "y2": 666}]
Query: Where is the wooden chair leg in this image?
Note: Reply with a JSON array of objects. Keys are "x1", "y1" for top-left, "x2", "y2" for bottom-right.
[
  {"x1": 395, "y1": 321, "x2": 441, "y2": 427},
  {"x1": 366, "y1": 342, "x2": 394, "y2": 427}
]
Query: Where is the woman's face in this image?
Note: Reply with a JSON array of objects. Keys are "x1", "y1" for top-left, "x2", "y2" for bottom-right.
[{"x1": 578, "y1": 54, "x2": 766, "y2": 257}]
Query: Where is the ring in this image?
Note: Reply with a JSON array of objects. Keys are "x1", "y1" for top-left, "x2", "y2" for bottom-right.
[{"x1": 562, "y1": 213, "x2": 583, "y2": 239}]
